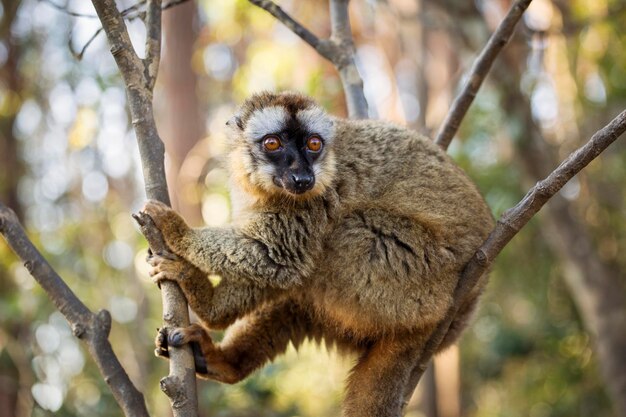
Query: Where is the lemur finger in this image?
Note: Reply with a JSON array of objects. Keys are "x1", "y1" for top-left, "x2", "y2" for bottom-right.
[
  {"x1": 155, "y1": 327, "x2": 208, "y2": 374},
  {"x1": 166, "y1": 324, "x2": 207, "y2": 347},
  {"x1": 150, "y1": 271, "x2": 174, "y2": 285},
  {"x1": 154, "y1": 328, "x2": 170, "y2": 358},
  {"x1": 141, "y1": 200, "x2": 172, "y2": 227},
  {"x1": 166, "y1": 328, "x2": 189, "y2": 347},
  {"x1": 147, "y1": 256, "x2": 160, "y2": 267},
  {"x1": 147, "y1": 251, "x2": 178, "y2": 266}
]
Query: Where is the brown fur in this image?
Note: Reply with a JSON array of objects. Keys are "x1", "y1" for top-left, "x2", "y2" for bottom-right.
[{"x1": 145, "y1": 92, "x2": 494, "y2": 417}]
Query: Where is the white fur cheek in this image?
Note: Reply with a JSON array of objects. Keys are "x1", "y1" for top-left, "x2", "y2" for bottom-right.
[
  {"x1": 245, "y1": 106, "x2": 289, "y2": 139},
  {"x1": 249, "y1": 162, "x2": 278, "y2": 191},
  {"x1": 296, "y1": 107, "x2": 334, "y2": 143},
  {"x1": 310, "y1": 151, "x2": 337, "y2": 196}
]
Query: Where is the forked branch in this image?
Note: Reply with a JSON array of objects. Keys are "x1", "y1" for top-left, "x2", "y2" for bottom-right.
[
  {"x1": 0, "y1": 204, "x2": 150, "y2": 417},
  {"x1": 434, "y1": 0, "x2": 534, "y2": 150},
  {"x1": 404, "y1": 108, "x2": 626, "y2": 404},
  {"x1": 90, "y1": 0, "x2": 198, "y2": 415},
  {"x1": 249, "y1": 0, "x2": 368, "y2": 118}
]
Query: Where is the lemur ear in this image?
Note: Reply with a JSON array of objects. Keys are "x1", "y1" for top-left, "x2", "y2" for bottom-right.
[{"x1": 226, "y1": 114, "x2": 243, "y2": 131}]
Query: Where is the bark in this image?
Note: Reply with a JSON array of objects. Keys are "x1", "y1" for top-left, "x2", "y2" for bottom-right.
[
  {"x1": 0, "y1": 205, "x2": 150, "y2": 417},
  {"x1": 328, "y1": 0, "x2": 368, "y2": 118},
  {"x1": 90, "y1": 1, "x2": 199, "y2": 415}
]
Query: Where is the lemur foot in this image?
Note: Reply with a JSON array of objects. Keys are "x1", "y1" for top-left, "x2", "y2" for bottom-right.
[{"x1": 154, "y1": 326, "x2": 209, "y2": 377}]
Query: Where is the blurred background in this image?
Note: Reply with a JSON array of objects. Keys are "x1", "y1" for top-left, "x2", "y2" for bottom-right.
[{"x1": 0, "y1": 0, "x2": 625, "y2": 416}]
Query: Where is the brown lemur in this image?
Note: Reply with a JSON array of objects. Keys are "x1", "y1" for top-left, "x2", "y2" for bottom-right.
[{"x1": 143, "y1": 91, "x2": 494, "y2": 417}]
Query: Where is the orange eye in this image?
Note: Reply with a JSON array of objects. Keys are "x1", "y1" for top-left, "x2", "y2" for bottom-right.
[
  {"x1": 263, "y1": 136, "x2": 282, "y2": 152},
  {"x1": 307, "y1": 136, "x2": 323, "y2": 152}
]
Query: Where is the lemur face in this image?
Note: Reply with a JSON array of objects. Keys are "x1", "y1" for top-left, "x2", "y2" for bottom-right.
[{"x1": 227, "y1": 92, "x2": 336, "y2": 200}]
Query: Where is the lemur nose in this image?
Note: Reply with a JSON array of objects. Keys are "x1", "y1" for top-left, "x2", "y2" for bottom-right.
[{"x1": 292, "y1": 174, "x2": 313, "y2": 188}]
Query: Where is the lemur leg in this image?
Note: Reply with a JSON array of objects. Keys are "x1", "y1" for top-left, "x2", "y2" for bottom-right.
[
  {"x1": 161, "y1": 301, "x2": 314, "y2": 384},
  {"x1": 342, "y1": 336, "x2": 424, "y2": 417},
  {"x1": 148, "y1": 254, "x2": 282, "y2": 329},
  {"x1": 154, "y1": 326, "x2": 209, "y2": 376}
]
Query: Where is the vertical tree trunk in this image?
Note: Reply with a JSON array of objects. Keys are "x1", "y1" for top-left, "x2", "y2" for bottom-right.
[{"x1": 156, "y1": 1, "x2": 205, "y2": 226}]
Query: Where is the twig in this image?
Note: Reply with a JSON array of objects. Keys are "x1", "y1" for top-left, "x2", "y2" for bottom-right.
[
  {"x1": 69, "y1": 27, "x2": 103, "y2": 60},
  {"x1": 248, "y1": 0, "x2": 321, "y2": 48},
  {"x1": 52, "y1": 0, "x2": 190, "y2": 60},
  {"x1": 434, "y1": 0, "x2": 533, "y2": 150},
  {"x1": 0, "y1": 204, "x2": 150, "y2": 417},
  {"x1": 90, "y1": 0, "x2": 199, "y2": 415},
  {"x1": 41, "y1": 0, "x2": 97, "y2": 18},
  {"x1": 403, "y1": 108, "x2": 626, "y2": 405},
  {"x1": 248, "y1": 0, "x2": 368, "y2": 118}
]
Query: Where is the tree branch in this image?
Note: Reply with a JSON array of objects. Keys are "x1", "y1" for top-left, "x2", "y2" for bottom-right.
[
  {"x1": 328, "y1": 0, "x2": 368, "y2": 118},
  {"x1": 144, "y1": 0, "x2": 162, "y2": 91},
  {"x1": 247, "y1": 0, "x2": 321, "y2": 49},
  {"x1": 404, "y1": 108, "x2": 626, "y2": 406},
  {"x1": 434, "y1": 0, "x2": 533, "y2": 150},
  {"x1": 0, "y1": 204, "x2": 150, "y2": 417},
  {"x1": 248, "y1": 0, "x2": 368, "y2": 118},
  {"x1": 90, "y1": 1, "x2": 199, "y2": 415}
]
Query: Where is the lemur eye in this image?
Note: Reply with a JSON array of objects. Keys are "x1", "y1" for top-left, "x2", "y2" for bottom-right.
[
  {"x1": 307, "y1": 136, "x2": 323, "y2": 152},
  {"x1": 263, "y1": 135, "x2": 282, "y2": 152}
]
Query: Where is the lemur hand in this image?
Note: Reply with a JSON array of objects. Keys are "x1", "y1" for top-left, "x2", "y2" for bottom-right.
[{"x1": 142, "y1": 200, "x2": 191, "y2": 256}]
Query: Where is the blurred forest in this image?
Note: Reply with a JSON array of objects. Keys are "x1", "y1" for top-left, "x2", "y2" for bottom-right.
[{"x1": 0, "y1": 0, "x2": 625, "y2": 416}]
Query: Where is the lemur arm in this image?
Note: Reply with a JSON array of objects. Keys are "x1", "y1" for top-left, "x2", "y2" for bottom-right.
[
  {"x1": 148, "y1": 254, "x2": 283, "y2": 328},
  {"x1": 142, "y1": 200, "x2": 321, "y2": 289}
]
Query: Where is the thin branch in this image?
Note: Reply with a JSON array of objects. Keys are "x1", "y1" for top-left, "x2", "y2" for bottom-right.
[
  {"x1": 52, "y1": 0, "x2": 190, "y2": 60},
  {"x1": 434, "y1": 0, "x2": 533, "y2": 150},
  {"x1": 404, "y1": 108, "x2": 626, "y2": 406},
  {"x1": 248, "y1": 0, "x2": 321, "y2": 49},
  {"x1": 41, "y1": 0, "x2": 99, "y2": 18},
  {"x1": 144, "y1": 0, "x2": 162, "y2": 91},
  {"x1": 328, "y1": 0, "x2": 368, "y2": 118},
  {"x1": 0, "y1": 204, "x2": 150, "y2": 417},
  {"x1": 90, "y1": 0, "x2": 199, "y2": 415},
  {"x1": 248, "y1": 0, "x2": 368, "y2": 118},
  {"x1": 70, "y1": 27, "x2": 103, "y2": 60}
]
